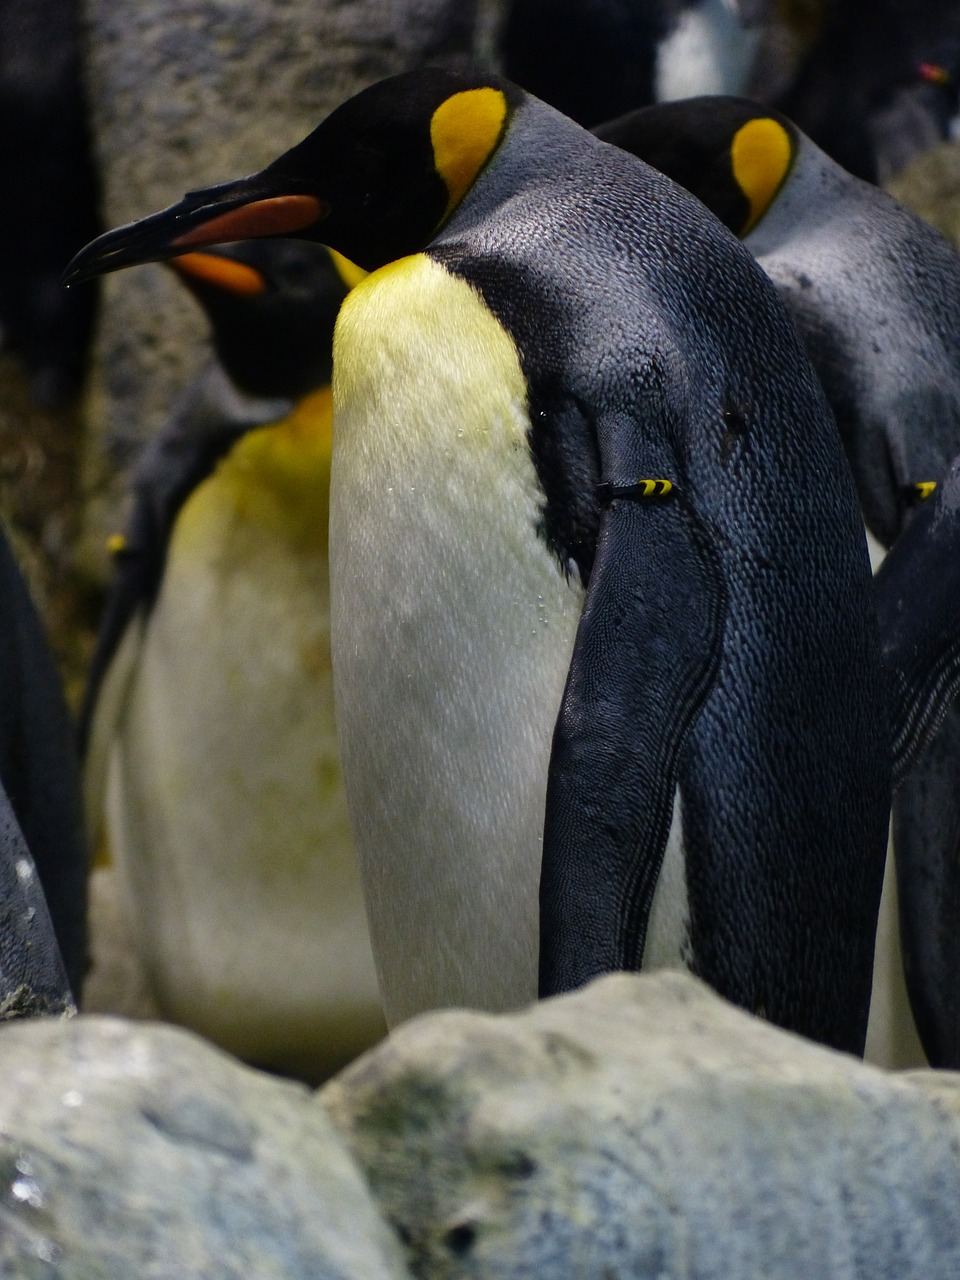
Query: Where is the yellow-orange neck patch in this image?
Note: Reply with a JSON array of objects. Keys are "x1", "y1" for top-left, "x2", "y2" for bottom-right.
[
  {"x1": 326, "y1": 247, "x2": 368, "y2": 291},
  {"x1": 430, "y1": 88, "x2": 508, "y2": 221},
  {"x1": 731, "y1": 117, "x2": 793, "y2": 236}
]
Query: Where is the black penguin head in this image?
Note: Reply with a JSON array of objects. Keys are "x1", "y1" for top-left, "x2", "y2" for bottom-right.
[
  {"x1": 63, "y1": 69, "x2": 524, "y2": 284},
  {"x1": 594, "y1": 96, "x2": 799, "y2": 237},
  {"x1": 167, "y1": 240, "x2": 365, "y2": 398}
]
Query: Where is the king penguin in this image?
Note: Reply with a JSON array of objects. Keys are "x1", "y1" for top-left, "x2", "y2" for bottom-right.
[
  {"x1": 65, "y1": 68, "x2": 890, "y2": 1054},
  {"x1": 594, "y1": 95, "x2": 960, "y2": 551},
  {"x1": 80, "y1": 238, "x2": 385, "y2": 1080},
  {"x1": 595, "y1": 95, "x2": 960, "y2": 1065}
]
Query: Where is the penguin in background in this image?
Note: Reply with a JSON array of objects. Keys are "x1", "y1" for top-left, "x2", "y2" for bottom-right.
[
  {"x1": 66, "y1": 68, "x2": 890, "y2": 1055},
  {"x1": 499, "y1": 0, "x2": 775, "y2": 128},
  {"x1": 874, "y1": 454, "x2": 960, "y2": 1068},
  {"x1": 595, "y1": 95, "x2": 960, "y2": 1065},
  {"x1": 594, "y1": 95, "x2": 960, "y2": 553},
  {"x1": 80, "y1": 238, "x2": 385, "y2": 1081}
]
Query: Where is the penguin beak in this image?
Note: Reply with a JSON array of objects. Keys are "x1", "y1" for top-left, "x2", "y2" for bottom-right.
[{"x1": 62, "y1": 178, "x2": 327, "y2": 287}]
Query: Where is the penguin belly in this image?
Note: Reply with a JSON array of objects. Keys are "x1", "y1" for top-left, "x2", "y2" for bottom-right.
[
  {"x1": 330, "y1": 253, "x2": 591, "y2": 1026},
  {"x1": 105, "y1": 393, "x2": 384, "y2": 1078},
  {"x1": 654, "y1": 0, "x2": 762, "y2": 102}
]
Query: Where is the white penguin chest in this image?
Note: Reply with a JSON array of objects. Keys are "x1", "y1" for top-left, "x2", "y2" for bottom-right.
[
  {"x1": 103, "y1": 411, "x2": 384, "y2": 1072},
  {"x1": 330, "y1": 253, "x2": 586, "y2": 1024}
]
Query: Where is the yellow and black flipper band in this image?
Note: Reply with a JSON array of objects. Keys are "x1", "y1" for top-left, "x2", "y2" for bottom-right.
[
  {"x1": 596, "y1": 478, "x2": 675, "y2": 505},
  {"x1": 902, "y1": 481, "x2": 938, "y2": 504}
]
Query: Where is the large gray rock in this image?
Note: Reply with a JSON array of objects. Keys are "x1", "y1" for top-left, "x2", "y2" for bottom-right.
[
  {"x1": 78, "y1": 0, "x2": 481, "y2": 564},
  {"x1": 321, "y1": 971, "x2": 960, "y2": 1279},
  {"x1": 0, "y1": 1015, "x2": 410, "y2": 1279}
]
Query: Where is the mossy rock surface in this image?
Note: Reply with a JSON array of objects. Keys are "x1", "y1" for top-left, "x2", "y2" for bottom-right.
[{"x1": 321, "y1": 972, "x2": 960, "y2": 1280}]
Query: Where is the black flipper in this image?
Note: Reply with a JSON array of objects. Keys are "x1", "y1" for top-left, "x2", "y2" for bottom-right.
[
  {"x1": 0, "y1": 531, "x2": 87, "y2": 999},
  {"x1": 540, "y1": 420, "x2": 725, "y2": 994},
  {"x1": 893, "y1": 701, "x2": 960, "y2": 1067},
  {"x1": 0, "y1": 775, "x2": 74, "y2": 1018},
  {"x1": 876, "y1": 455, "x2": 960, "y2": 788},
  {"x1": 878, "y1": 455, "x2": 960, "y2": 1067}
]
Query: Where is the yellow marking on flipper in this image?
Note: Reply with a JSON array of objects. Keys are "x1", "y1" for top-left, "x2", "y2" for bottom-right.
[
  {"x1": 597, "y1": 478, "x2": 675, "y2": 504},
  {"x1": 430, "y1": 88, "x2": 508, "y2": 221},
  {"x1": 914, "y1": 481, "x2": 937, "y2": 501},
  {"x1": 106, "y1": 533, "x2": 127, "y2": 555},
  {"x1": 173, "y1": 384, "x2": 334, "y2": 558},
  {"x1": 731, "y1": 117, "x2": 793, "y2": 236},
  {"x1": 326, "y1": 248, "x2": 368, "y2": 291}
]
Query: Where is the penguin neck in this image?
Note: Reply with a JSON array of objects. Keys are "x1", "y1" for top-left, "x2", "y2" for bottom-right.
[
  {"x1": 209, "y1": 384, "x2": 333, "y2": 553},
  {"x1": 436, "y1": 99, "x2": 603, "y2": 248},
  {"x1": 743, "y1": 136, "x2": 848, "y2": 258}
]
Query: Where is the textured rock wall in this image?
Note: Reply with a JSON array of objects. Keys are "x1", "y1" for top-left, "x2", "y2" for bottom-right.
[{"x1": 78, "y1": 0, "x2": 483, "y2": 563}]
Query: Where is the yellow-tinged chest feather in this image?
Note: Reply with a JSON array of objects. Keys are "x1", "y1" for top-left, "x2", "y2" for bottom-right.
[
  {"x1": 173, "y1": 384, "x2": 334, "y2": 558},
  {"x1": 333, "y1": 253, "x2": 535, "y2": 526}
]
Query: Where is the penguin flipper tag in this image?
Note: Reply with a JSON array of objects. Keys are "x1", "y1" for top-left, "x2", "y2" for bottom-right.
[{"x1": 539, "y1": 442, "x2": 725, "y2": 995}]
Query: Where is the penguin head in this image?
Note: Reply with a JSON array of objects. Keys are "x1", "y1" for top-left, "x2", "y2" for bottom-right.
[
  {"x1": 594, "y1": 96, "x2": 798, "y2": 237},
  {"x1": 63, "y1": 69, "x2": 524, "y2": 283},
  {"x1": 167, "y1": 240, "x2": 365, "y2": 399}
]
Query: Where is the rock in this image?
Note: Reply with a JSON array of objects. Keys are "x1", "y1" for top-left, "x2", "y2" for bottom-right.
[
  {"x1": 321, "y1": 971, "x2": 960, "y2": 1279},
  {"x1": 78, "y1": 0, "x2": 481, "y2": 571},
  {"x1": 0, "y1": 1015, "x2": 410, "y2": 1279}
]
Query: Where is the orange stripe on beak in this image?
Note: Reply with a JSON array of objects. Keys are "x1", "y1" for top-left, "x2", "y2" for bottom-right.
[
  {"x1": 171, "y1": 252, "x2": 267, "y2": 295},
  {"x1": 171, "y1": 194, "x2": 326, "y2": 249}
]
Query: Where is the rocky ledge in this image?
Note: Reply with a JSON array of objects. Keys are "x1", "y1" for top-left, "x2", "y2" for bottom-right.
[{"x1": 2, "y1": 972, "x2": 960, "y2": 1277}]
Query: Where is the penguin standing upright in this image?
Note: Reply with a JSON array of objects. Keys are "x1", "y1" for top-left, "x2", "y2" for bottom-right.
[
  {"x1": 594, "y1": 95, "x2": 960, "y2": 1065},
  {"x1": 66, "y1": 68, "x2": 890, "y2": 1054},
  {"x1": 80, "y1": 238, "x2": 384, "y2": 1080}
]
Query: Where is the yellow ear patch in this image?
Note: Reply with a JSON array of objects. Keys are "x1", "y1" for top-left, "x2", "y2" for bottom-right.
[
  {"x1": 430, "y1": 88, "x2": 508, "y2": 220},
  {"x1": 326, "y1": 248, "x2": 368, "y2": 291},
  {"x1": 731, "y1": 118, "x2": 793, "y2": 236}
]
